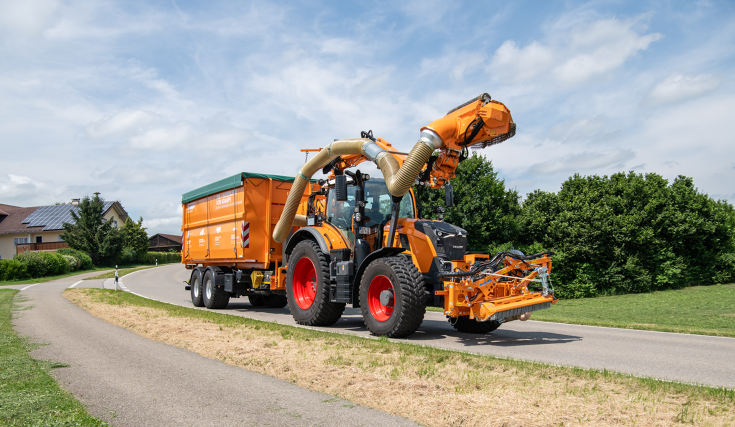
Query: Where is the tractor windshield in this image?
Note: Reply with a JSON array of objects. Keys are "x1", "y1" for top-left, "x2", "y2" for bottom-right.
[{"x1": 326, "y1": 178, "x2": 414, "y2": 237}]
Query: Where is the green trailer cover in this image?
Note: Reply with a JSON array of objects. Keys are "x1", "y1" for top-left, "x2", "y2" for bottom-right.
[{"x1": 181, "y1": 172, "x2": 312, "y2": 204}]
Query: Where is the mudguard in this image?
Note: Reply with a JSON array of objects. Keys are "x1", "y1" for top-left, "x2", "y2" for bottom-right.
[
  {"x1": 283, "y1": 227, "x2": 330, "y2": 263},
  {"x1": 352, "y1": 247, "x2": 406, "y2": 308}
]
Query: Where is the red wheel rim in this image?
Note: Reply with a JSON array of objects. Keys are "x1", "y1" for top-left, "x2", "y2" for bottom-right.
[
  {"x1": 292, "y1": 257, "x2": 317, "y2": 310},
  {"x1": 367, "y1": 275, "x2": 394, "y2": 322}
]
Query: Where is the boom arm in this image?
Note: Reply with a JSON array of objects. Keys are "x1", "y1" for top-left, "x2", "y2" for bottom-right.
[{"x1": 272, "y1": 93, "x2": 515, "y2": 243}]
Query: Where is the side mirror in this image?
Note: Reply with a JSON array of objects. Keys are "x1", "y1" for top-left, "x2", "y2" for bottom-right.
[
  {"x1": 445, "y1": 183, "x2": 454, "y2": 207},
  {"x1": 335, "y1": 175, "x2": 348, "y2": 201}
]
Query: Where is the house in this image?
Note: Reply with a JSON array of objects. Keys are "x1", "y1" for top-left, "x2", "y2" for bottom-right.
[
  {"x1": 148, "y1": 233, "x2": 183, "y2": 252},
  {"x1": 0, "y1": 198, "x2": 129, "y2": 260}
]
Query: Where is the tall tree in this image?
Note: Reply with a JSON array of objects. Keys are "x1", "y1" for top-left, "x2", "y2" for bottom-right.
[
  {"x1": 59, "y1": 195, "x2": 123, "y2": 266},
  {"x1": 121, "y1": 216, "x2": 149, "y2": 256},
  {"x1": 416, "y1": 152, "x2": 522, "y2": 251}
]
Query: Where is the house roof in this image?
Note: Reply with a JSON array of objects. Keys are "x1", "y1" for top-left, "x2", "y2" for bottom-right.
[
  {"x1": 0, "y1": 204, "x2": 45, "y2": 236},
  {"x1": 0, "y1": 201, "x2": 129, "y2": 235},
  {"x1": 150, "y1": 233, "x2": 183, "y2": 244}
]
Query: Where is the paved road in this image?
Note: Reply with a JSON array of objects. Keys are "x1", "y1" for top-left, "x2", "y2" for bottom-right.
[
  {"x1": 122, "y1": 264, "x2": 735, "y2": 389},
  {"x1": 9, "y1": 273, "x2": 418, "y2": 427}
]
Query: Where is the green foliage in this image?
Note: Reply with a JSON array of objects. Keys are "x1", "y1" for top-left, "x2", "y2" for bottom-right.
[
  {"x1": 140, "y1": 252, "x2": 180, "y2": 264},
  {"x1": 120, "y1": 216, "x2": 149, "y2": 257},
  {"x1": 62, "y1": 254, "x2": 79, "y2": 271},
  {"x1": 0, "y1": 260, "x2": 28, "y2": 281},
  {"x1": 40, "y1": 252, "x2": 69, "y2": 276},
  {"x1": 58, "y1": 248, "x2": 94, "y2": 270},
  {"x1": 59, "y1": 195, "x2": 124, "y2": 266},
  {"x1": 416, "y1": 152, "x2": 522, "y2": 251},
  {"x1": 13, "y1": 252, "x2": 48, "y2": 278},
  {"x1": 118, "y1": 248, "x2": 138, "y2": 266},
  {"x1": 519, "y1": 172, "x2": 735, "y2": 298}
]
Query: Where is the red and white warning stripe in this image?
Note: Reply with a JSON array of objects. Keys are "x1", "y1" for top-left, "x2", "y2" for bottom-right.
[{"x1": 241, "y1": 221, "x2": 250, "y2": 248}]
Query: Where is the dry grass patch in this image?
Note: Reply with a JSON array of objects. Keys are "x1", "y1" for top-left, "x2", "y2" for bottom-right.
[{"x1": 65, "y1": 288, "x2": 734, "y2": 427}]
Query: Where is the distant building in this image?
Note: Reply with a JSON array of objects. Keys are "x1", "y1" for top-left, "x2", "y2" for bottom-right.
[
  {"x1": 148, "y1": 233, "x2": 182, "y2": 252},
  {"x1": 0, "y1": 199, "x2": 128, "y2": 260}
]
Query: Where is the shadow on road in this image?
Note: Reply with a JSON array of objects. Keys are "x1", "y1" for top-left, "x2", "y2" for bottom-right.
[{"x1": 197, "y1": 302, "x2": 581, "y2": 348}]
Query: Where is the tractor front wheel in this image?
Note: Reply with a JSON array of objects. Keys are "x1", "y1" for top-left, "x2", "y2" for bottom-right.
[
  {"x1": 286, "y1": 240, "x2": 345, "y2": 326},
  {"x1": 359, "y1": 256, "x2": 425, "y2": 338}
]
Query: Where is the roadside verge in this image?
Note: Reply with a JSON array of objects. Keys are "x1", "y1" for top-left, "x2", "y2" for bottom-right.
[{"x1": 65, "y1": 288, "x2": 735, "y2": 427}]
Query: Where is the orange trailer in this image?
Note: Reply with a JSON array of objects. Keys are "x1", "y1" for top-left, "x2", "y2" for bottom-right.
[{"x1": 181, "y1": 173, "x2": 318, "y2": 308}]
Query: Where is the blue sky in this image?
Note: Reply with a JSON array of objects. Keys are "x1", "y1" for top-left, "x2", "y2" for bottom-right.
[{"x1": 1, "y1": 0, "x2": 734, "y2": 236}]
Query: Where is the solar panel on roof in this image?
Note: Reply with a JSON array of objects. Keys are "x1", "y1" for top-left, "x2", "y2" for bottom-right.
[{"x1": 21, "y1": 201, "x2": 116, "y2": 231}]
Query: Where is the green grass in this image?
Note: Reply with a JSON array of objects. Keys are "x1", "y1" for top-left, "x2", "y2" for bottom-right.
[
  {"x1": 83, "y1": 266, "x2": 157, "y2": 280},
  {"x1": 0, "y1": 264, "x2": 162, "y2": 287},
  {"x1": 531, "y1": 284, "x2": 735, "y2": 337},
  {"x1": 0, "y1": 267, "x2": 115, "y2": 287},
  {"x1": 0, "y1": 289, "x2": 107, "y2": 426}
]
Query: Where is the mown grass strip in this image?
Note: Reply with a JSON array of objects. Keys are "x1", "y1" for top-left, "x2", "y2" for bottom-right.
[
  {"x1": 532, "y1": 284, "x2": 735, "y2": 337},
  {"x1": 83, "y1": 266, "x2": 156, "y2": 280},
  {"x1": 0, "y1": 289, "x2": 106, "y2": 426},
  {"x1": 66, "y1": 288, "x2": 734, "y2": 427}
]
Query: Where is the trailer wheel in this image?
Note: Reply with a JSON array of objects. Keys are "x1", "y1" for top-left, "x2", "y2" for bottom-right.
[
  {"x1": 359, "y1": 256, "x2": 425, "y2": 338},
  {"x1": 449, "y1": 317, "x2": 501, "y2": 334},
  {"x1": 264, "y1": 294, "x2": 288, "y2": 308},
  {"x1": 203, "y1": 270, "x2": 230, "y2": 309},
  {"x1": 287, "y1": 240, "x2": 345, "y2": 326},
  {"x1": 190, "y1": 270, "x2": 204, "y2": 307},
  {"x1": 248, "y1": 295, "x2": 265, "y2": 307}
]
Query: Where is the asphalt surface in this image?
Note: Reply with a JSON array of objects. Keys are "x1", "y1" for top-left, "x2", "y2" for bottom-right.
[
  {"x1": 8, "y1": 272, "x2": 419, "y2": 427},
  {"x1": 122, "y1": 264, "x2": 735, "y2": 389}
]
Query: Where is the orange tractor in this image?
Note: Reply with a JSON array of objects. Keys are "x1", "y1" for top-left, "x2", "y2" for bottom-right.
[{"x1": 181, "y1": 93, "x2": 556, "y2": 337}]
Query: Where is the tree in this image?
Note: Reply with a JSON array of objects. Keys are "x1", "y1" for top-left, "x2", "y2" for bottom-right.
[
  {"x1": 59, "y1": 195, "x2": 124, "y2": 266},
  {"x1": 121, "y1": 216, "x2": 149, "y2": 256},
  {"x1": 519, "y1": 172, "x2": 735, "y2": 298},
  {"x1": 416, "y1": 152, "x2": 522, "y2": 251}
]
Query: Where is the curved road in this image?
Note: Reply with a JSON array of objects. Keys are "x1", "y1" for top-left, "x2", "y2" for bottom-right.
[
  {"x1": 122, "y1": 264, "x2": 735, "y2": 389},
  {"x1": 8, "y1": 272, "x2": 418, "y2": 427}
]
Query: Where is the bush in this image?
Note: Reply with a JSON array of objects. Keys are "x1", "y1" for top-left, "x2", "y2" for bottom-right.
[
  {"x1": 57, "y1": 248, "x2": 94, "y2": 270},
  {"x1": 13, "y1": 251, "x2": 48, "y2": 278},
  {"x1": 118, "y1": 248, "x2": 137, "y2": 266},
  {"x1": 0, "y1": 259, "x2": 28, "y2": 281},
  {"x1": 41, "y1": 252, "x2": 69, "y2": 276},
  {"x1": 519, "y1": 172, "x2": 735, "y2": 298},
  {"x1": 62, "y1": 255, "x2": 79, "y2": 272},
  {"x1": 141, "y1": 252, "x2": 180, "y2": 265}
]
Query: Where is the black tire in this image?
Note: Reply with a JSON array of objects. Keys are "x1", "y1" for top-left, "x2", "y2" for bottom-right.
[
  {"x1": 286, "y1": 240, "x2": 345, "y2": 326},
  {"x1": 202, "y1": 270, "x2": 230, "y2": 309},
  {"x1": 450, "y1": 317, "x2": 501, "y2": 334},
  {"x1": 359, "y1": 255, "x2": 426, "y2": 338},
  {"x1": 264, "y1": 294, "x2": 288, "y2": 308},
  {"x1": 190, "y1": 270, "x2": 204, "y2": 307},
  {"x1": 248, "y1": 295, "x2": 265, "y2": 307}
]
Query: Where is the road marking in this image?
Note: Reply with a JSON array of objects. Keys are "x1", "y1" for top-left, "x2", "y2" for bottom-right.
[
  {"x1": 20, "y1": 283, "x2": 40, "y2": 291},
  {"x1": 69, "y1": 281, "x2": 83, "y2": 288}
]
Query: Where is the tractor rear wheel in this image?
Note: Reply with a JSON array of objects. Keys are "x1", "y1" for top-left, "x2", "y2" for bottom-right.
[
  {"x1": 190, "y1": 270, "x2": 204, "y2": 307},
  {"x1": 202, "y1": 270, "x2": 230, "y2": 309},
  {"x1": 286, "y1": 240, "x2": 345, "y2": 326},
  {"x1": 359, "y1": 255, "x2": 425, "y2": 338},
  {"x1": 450, "y1": 317, "x2": 501, "y2": 334}
]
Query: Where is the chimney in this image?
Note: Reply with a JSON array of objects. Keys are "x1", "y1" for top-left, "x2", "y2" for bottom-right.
[{"x1": 71, "y1": 198, "x2": 80, "y2": 206}]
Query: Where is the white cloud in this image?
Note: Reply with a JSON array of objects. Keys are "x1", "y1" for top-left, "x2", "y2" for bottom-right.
[
  {"x1": 646, "y1": 74, "x2": 720, "y2": 105},
  {"x1": 0, "y1": 174, "x2": 46, "y2": 200},
  {"x1": 490, "y1": 17, "x2": 662, "y2": 84},
  {"x1": 528, "y1": 149, "x2": 636, "y2": 175},
  {"x1": 548, "y1": 115, "x2": 618, "y2": 144},
  {"x1": 0, "y1": 0, "x2": 61, "y2": 42},
  {"x1": 86, "y1": 110, "x2": 161, "y2": 139}
]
